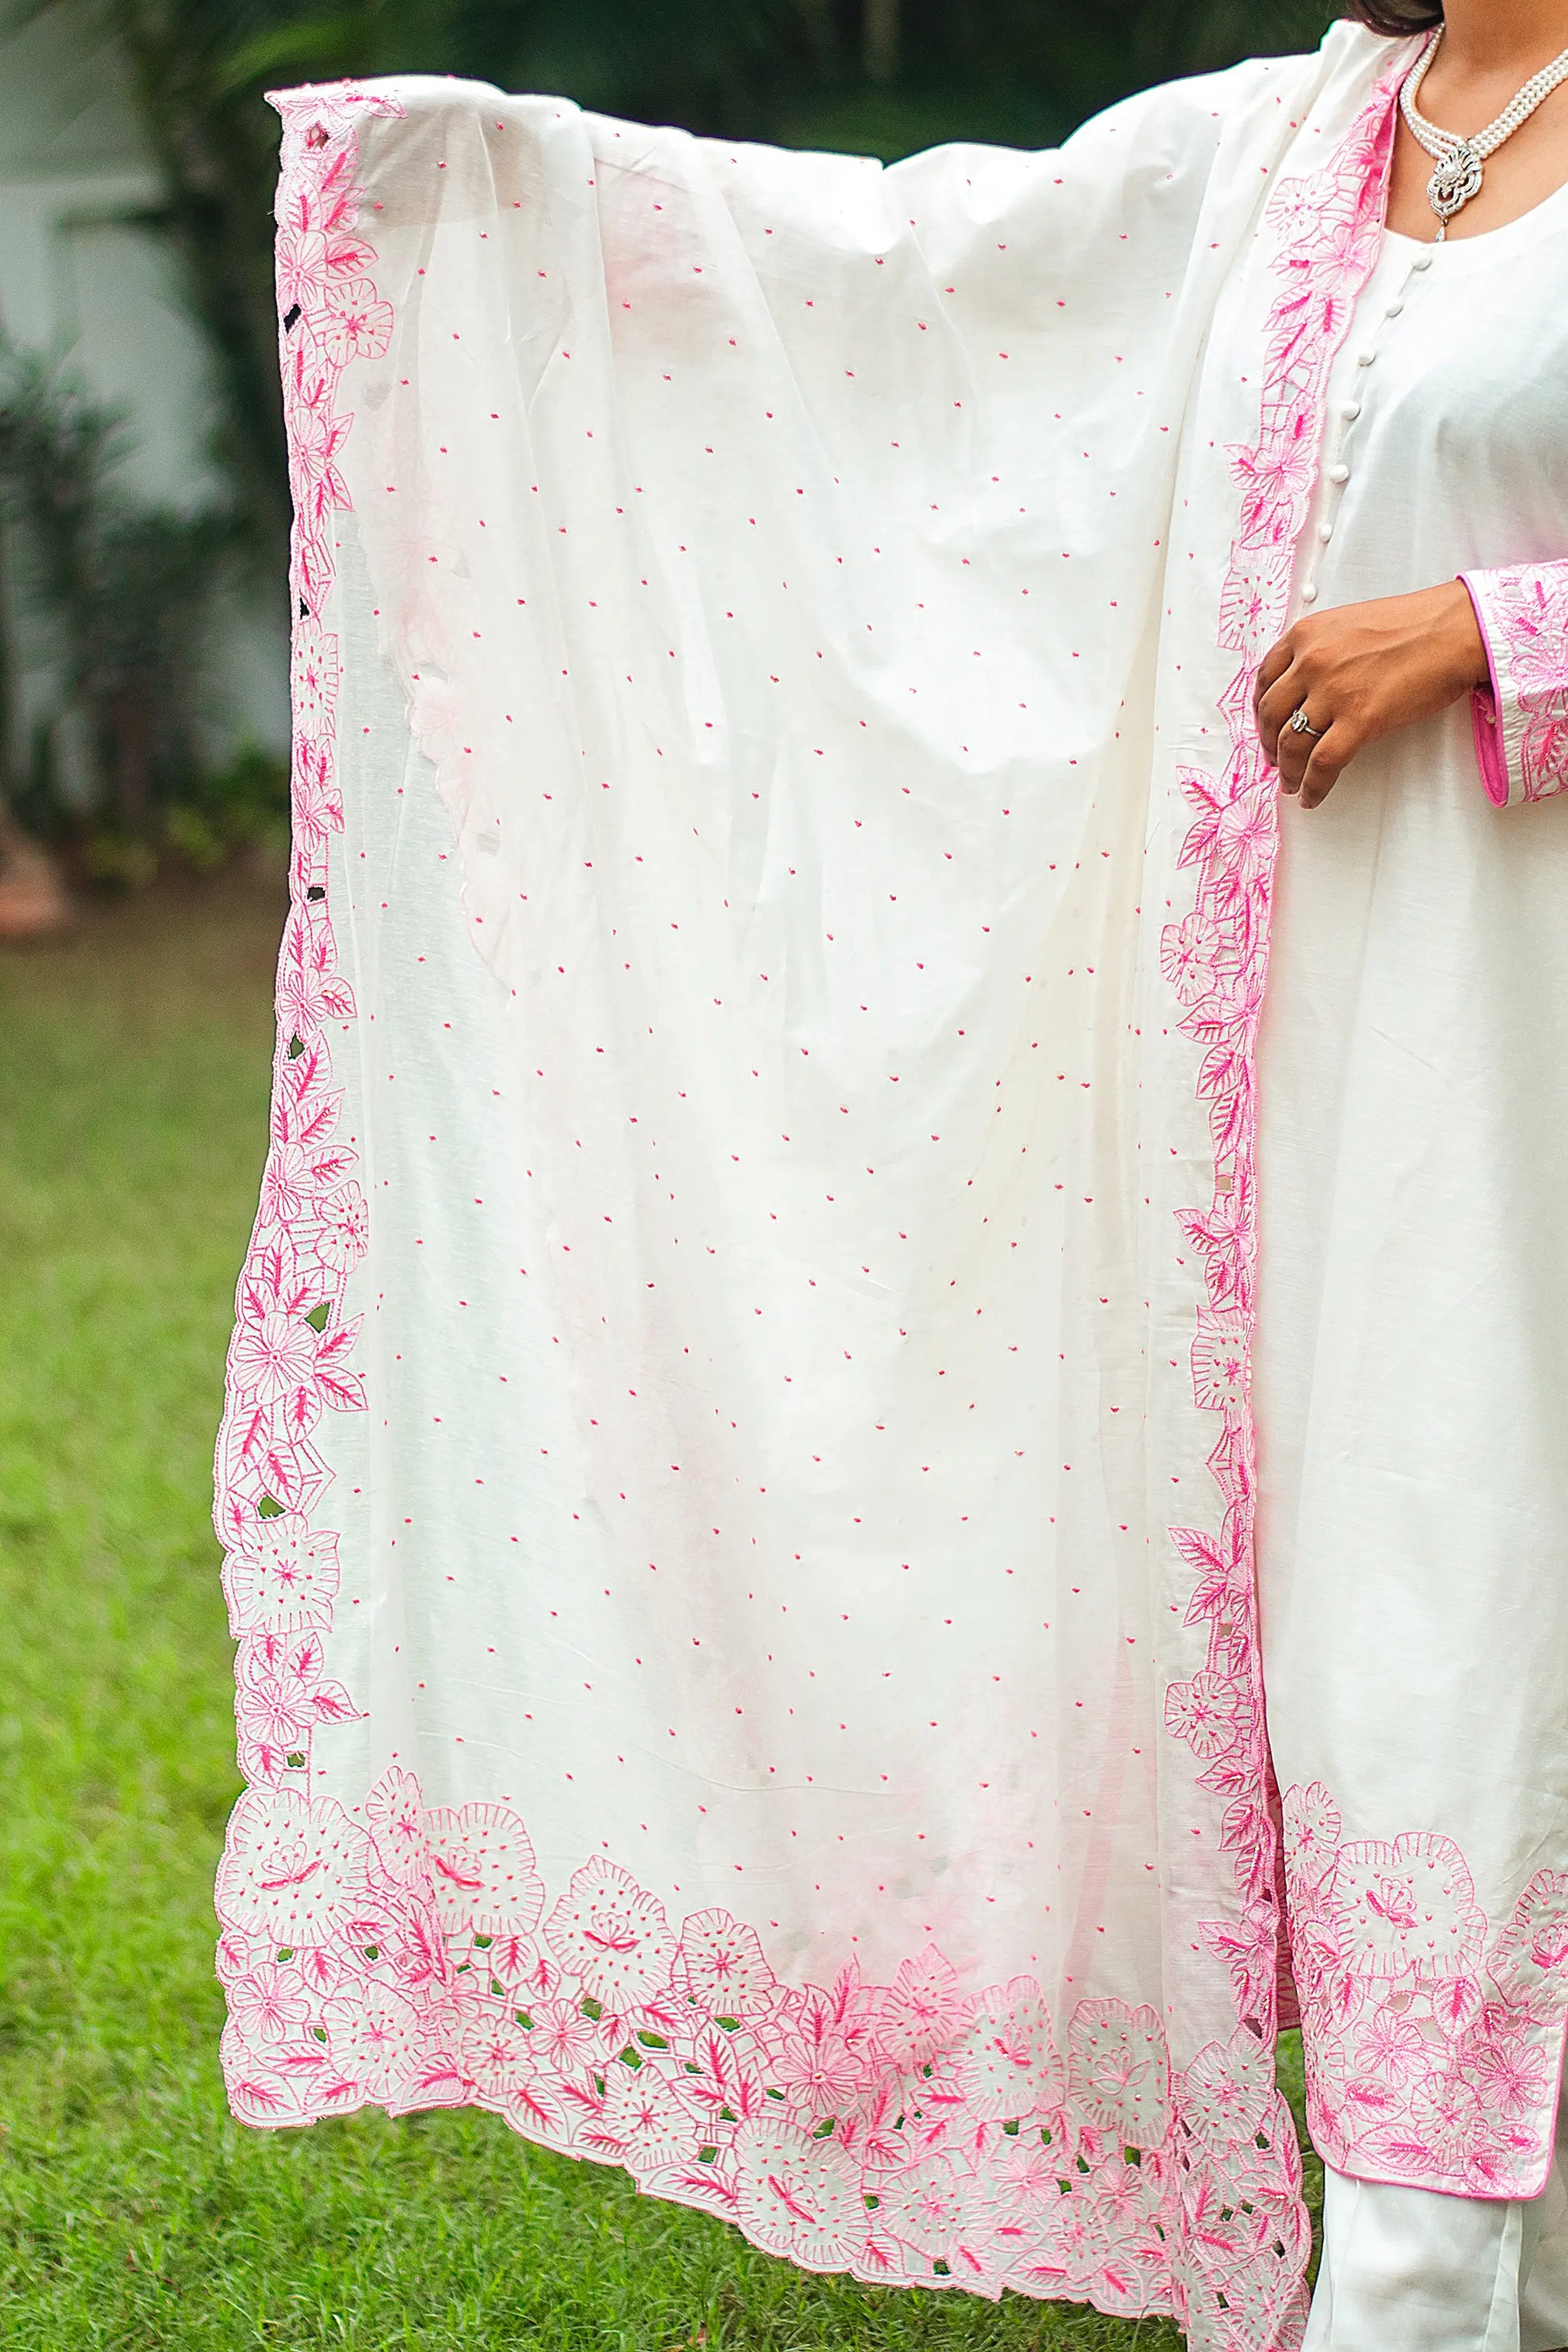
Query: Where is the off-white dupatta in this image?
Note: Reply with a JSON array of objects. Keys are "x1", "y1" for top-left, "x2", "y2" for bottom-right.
[{"x1": 214, "y1": 26, "x2": 1404, "y2": 2346}]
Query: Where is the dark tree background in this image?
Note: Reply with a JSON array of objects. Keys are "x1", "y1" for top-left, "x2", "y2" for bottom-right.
[{"x1": 35, "y1": 0, "x2": 1338, "y2": 560}]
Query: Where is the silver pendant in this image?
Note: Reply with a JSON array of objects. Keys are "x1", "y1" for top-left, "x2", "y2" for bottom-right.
[{"x1": 1426, "y1": 140, "x2": 1484, "y2": 222}]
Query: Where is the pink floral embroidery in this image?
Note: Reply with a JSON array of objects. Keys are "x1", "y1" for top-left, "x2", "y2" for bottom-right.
[
  {"x1": 1283, "y1": 1783, "x2": 1568, "y2": 2193},
  {"x1": 1157, "y1": 57, "x2": 1403, "y2": 2338},
  {"x1": 1460, "y1": 562, "x2": 1568, "y2": 806},
  {"x1": 218, "y1": 1762, "x2": 1212, "y2": 2305}
]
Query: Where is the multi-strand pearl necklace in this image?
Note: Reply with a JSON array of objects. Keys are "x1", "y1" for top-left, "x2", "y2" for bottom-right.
[{"x1": 1400, "y1": 25, "x2": 1568, "y2": 239}]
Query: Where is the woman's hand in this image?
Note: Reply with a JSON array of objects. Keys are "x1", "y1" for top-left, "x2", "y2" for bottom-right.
[{"x1": 1253, "y1": 579, "x2": 1490, "y2": 810}]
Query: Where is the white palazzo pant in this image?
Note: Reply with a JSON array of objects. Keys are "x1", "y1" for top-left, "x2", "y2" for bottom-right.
[{"x1": 1306, "y1": 2091, "x2": 1568, "y2": 2352}]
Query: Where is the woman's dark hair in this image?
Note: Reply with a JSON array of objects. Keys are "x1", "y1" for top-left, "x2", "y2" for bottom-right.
[{"x1": 1342, "y1": 1, "x2": 1443, "y2": 30}]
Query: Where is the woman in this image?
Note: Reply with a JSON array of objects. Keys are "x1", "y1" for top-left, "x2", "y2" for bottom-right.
[
  {"x1": 215, "y1": 6, "x2": 1568, "y2": 2348},
  {"x1": 1250, "y1": 6, "x2": 1568, "y2": 2346}
]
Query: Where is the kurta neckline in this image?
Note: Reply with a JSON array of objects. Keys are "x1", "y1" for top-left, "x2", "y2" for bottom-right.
[{"x1": 1383, "y1": 164, "x2": 1568, "y2": 261}]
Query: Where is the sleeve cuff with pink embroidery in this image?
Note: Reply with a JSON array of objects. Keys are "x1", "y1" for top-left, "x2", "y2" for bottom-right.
[{"x1": 1458, "y1": 562, "x2": 1568, "y2": 809}]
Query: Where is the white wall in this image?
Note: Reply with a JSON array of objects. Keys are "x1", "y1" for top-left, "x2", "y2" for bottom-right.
[{"x1": 0, "y1": 6, "x2": 288, "y2": 770}]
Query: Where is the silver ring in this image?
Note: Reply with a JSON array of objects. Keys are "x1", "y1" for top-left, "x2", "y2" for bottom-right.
[{"x1": 1288, "y1": 705, "x2": 1325, "y2": 740}]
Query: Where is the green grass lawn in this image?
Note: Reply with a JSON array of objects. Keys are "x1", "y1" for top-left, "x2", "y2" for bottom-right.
[{"x1": 0, "y1": 882, "x2": 1311, "y2": 2349}]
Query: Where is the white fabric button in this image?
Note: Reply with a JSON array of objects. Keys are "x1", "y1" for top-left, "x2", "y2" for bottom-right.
[
  {"x1": 1412, "y1": 251, "x2": 1435, "y2": 268},
  {"x1": 1329, "y1": 463, "x2": 1351, "y2": 484},
  {"x1": 1356, "y1": 350, "x2": 1377, "y2": 367},
  {"x1": 1318, "y1": 522, "x2": 1334, "y2": 542},
  {"x1": 1301, "y1": 581, "x2": 1319, "y2": 604},
  {"x1": 1385, "y1": 300, "x2": 1404, "y2": 317},
  {"x1": 1342, "y1": 401, "x2": 1361, "y2": 421}
]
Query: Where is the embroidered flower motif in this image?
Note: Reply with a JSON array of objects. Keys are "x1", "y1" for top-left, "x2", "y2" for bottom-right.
[
  {"x1": 1160, "y1": 909, "x2": 1227, "y2": 1007},
  {"x1": 593, "y1": 2069, "x2": 701, "y2": 2175},
  {"x1": 732, "y1": 2119, "x2": 867, "y2": 2270},
  {"x1": 1211, "y1": 782, "x2": 1277, "y2": 892},
  {"x1": 234, "y1": 1628, "x2": 359, "y2": 1768},
  {"x1": 258, "y1": 1143, "x2": 309, "y2": 1229},
  {"x1": 1488, "y1": 1871, "x2": 1568, "y2": 2012},
  {"x1": 276, "y1": 226, "x2": 332, "y2": 318},
  {"x1": 363, "y1": 1766, "x2": 429, "y2": 1889},
  {"x1": 677, "y1": 1907, "x2": 778, "y2": 2018},
  {"x1": 315, "y1": 1185, "x2": 369, "y2": 1272},
  {"x1": 545, "y1": 1858, "x2": 676, "y2": 2009},
  {"x1": 222, "y1": 1512, "x2": 341, "y2": 1635},
  {"x1": 1329, "y1": 1834, "x2": 1486, "y2": 1982},
  {"x1": 217, "y1": 1786, "x2": 371, "y2": 1943},
  {"x1": 1228, "y1": 433, "x2": 1318, "y2": 549},
  {"x1": 992, "y1": 2128, "x2": 1062, "y2": 2213},
  {"x1": 1217, "y1": 548, "x2": 1292, "y2": 658},
  {"x1": 1463, "y1": 2035, "x2": 1551, "y2": 2124},
  {"x1": 1283, "y1": 1781, "x2": 1342, "y2": 1889},
  {"x1": 1068, "y1": 2000, "x2": 1170, "y2": 2146},
  {"x1": 875, "y1": 2151, "x2": 974, "y2": 2257},
  {"x1": 228, "y1": 1963, "x2": 313, "y2": 2046},
  {"x1": 458, "y1": 2008, "x2": 547, "y2": 2105},
  {"x1": 529, "y1": 1996, "x2": 602, "y2": 2077},
  {"x1": 290, "y1": 620, "x2": 339, "y2": 738},
  {"x1": 230, "y1": 1308, "x2": 319, "y2": 1407},
  {"x1": 1352, "y1": 2008, "x2": 1429, "y2": 2085},
  {"x1": 1404, "y1": 2072, "x2": 1487, "y2": 2168},
  {"x1": 1180, "y1": 2031, "x2": 1271, "y2": 2158},
  {"x1": 1163, "y1": 1670, "x2": 1251, "y2": 1761},
  {"x1": 324, "y1": 1983, "x2": 429, "y2": 2101},
  {"x1": 292, "y1": 737, "x2": 343, "y2": 842},
  {"x1": 289, "y1": 409, "x2": 352, "y2": 530},
  {"x1": 774, "y1": 2022, "x2": 866, "y2": 2115},
  {"x1": 877, "y1": 1946, "x2": 973, "y2": 2070},
  {"x1": 1190, "y1": 1309, "x2": 1248, "y2": 1414},
  {"x1": 305, "y1": 274, "x2": 394, "y2": 367},
  {"x1": 425, "y1": 1803, "x2": 545, "y2": 1939},
  {"x1": 958, "y1": 1976, "x2": 1064, "y2": 2122}
]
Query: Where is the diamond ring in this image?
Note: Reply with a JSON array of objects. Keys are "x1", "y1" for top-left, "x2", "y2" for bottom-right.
[{"x1": 1287, "y1": 706, "x2": 1325, "y2": 740}]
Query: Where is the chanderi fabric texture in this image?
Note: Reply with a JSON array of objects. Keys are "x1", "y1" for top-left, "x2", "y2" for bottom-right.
[{"x1": 213, "y1": 23, "x2": 1568, "y2": 2350}]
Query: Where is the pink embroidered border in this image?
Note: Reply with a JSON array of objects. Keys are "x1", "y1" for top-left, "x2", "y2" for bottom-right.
[
  {"x1": 1155, "y1": 43, "x2": 1400, "y2": 2280},
  {"x1": 212, "y1": 93, "x2": 397, "y2": 2002},
  {"x1": 1282, "y1": 1781, "x2": 1568, "y2": 2196},
  {"x1": 1458, "y1": 562, "x2": 1568, "y2": 808}
]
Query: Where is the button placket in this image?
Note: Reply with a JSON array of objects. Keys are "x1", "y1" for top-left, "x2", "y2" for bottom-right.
[{"x1": 1299, "y1": 250, "x2": 1426, "y2": 608}]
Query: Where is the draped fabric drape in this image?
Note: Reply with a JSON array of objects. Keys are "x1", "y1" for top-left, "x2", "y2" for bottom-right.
[{"x1": 210, "y1": 25, "x2": 1568, "y2": 2349}]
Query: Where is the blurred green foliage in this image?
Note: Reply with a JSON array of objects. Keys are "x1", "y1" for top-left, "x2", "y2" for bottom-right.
[{"x1": 0, "y1": 346, "x2": 288, "y2": 880}]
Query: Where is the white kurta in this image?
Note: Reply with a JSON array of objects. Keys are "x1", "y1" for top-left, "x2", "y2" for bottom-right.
[{"x1": 1255, "y1": 196, "x2": 1568, "y2": 2190}]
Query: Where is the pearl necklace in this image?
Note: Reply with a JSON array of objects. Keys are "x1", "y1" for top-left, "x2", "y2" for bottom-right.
[{"x1": 1400, "y1": 25, "x2": 1568, "y2": 239}]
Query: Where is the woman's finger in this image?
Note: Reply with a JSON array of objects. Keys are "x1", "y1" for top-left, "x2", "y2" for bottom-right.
[
  {"x1": 1296, "y1": 723, "x2": 1355, "y2": 811},
  {"x1": 1253, "y1": 632, "x2": 1296, "y2": 721},
  {"x1": 1275, "y1": 707, "x2": 1313, "y2": 793},
  {"x1": 1257, "y1": 668, "x2": 1318, "y2": 771}
]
